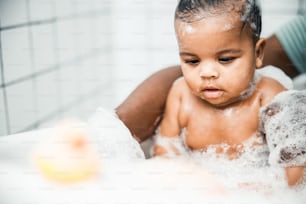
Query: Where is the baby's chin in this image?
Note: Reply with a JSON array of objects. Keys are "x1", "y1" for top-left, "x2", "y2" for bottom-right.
[
  {"x1": 200, "y1": 96, "x2": 245, "y2": 108},
  {"x1": 213, "y1": 86, "x2": 257, "y2": 108}
]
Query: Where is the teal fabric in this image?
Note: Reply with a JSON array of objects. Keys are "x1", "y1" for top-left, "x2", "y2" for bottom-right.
[{"x1": 275, "y1": 16, "x2": 306, "y2": 73}]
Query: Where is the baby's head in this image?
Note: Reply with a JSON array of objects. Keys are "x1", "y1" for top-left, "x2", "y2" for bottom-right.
[
  {"x1": 175, "y1": 0, "x2": 262, "y2": 42},
  {"x1": 174, "y1": 0, "x2": 265, "y2": 107},
  {"x1": 259, "y1": 90, "x2": 306, "y2": 166}
]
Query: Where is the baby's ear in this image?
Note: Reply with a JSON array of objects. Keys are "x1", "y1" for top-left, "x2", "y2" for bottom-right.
[{"x1": 255, "y1": 38, "x2": 266, "y2": 68}]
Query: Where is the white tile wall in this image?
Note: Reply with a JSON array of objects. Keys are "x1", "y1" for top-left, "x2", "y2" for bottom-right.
[
  {"x1": 55, "y1": 20, "x2": 78, "y2": 63},
  {"x1": 0, "y1": 69, "x2": 2, "y2": 85},
  {"x1": 261, "y1": 0, "x2": 299, "y2": 37},
  {"x1": 91, "y1": 15, "x2": 112, "y2": 50},
  {"x1": 0, "y1": 0, "x2": 28, "y2": 27},
  {"x1": 1, "y1": 27, "x2": 33, "y2": 83},
  {"x1": 0, "y1": 90, "x2": 8, "y2": 136},
  {"x1": 35, "y1": 71, "x2": 60, "y2": 121},
  {"x1": 31, "y1": 24, "x2": 57, "y2": 72},
  {"x1": 73, "y1": 0, "x2": 94, "y2": 14},
  {"x1": 56, "y1": 65, "x2": 80, "y2": 107},
  {"x1": 262, "y1": 15, "x2": 297, "y2": 37},
  {"x1": 58, "y1": 85, "x2": 116, "y2": 123},
  {"x1": 75, "y1": 18, "x2": 94, "y2": 57},
  {"x1": 110, "y1": 0, "x2": 179, "y2": 105},
  {"x1": 28, "y1": 0, "x2": 53, "y2": 22},
  {"x1": 77, "y1": 58, "x2": 106, "y2": 95},
  {"x1": 92, "y1": 0, "x2": 112, "y2": 11},
  {"x1": 261, "y1": 0, "x2": 299, "y2": 13},
  {"x1": 53, "y1": 0, "x2": 74, "y2": 18},
  {"x1": 60, "y1": 108, "x2": 84, "y2": 122},
  {"x1": 6, "y1": 80, "x2": 36, "y2": 133},
  {"x1": 94, "y1": 87, "x2": 116, "y2": 110}
]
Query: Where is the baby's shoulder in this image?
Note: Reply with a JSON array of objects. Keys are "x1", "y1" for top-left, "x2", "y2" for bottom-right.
[
  {"x1": 257, "y1": 76, "x2": 287, "y2": 105},
  {"x1": 173, "y1": 76, "x2": 186, "y2": 85},
  {"x1": 168, "y1": 77, "x2": 194, "y2": 104},
  {"x1": 171, "y1": 77, "x2": 189, "y2": 91}
]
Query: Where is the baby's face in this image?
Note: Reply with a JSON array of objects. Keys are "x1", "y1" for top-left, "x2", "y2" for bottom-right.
[{"x1": 175, "y1": 13, "x2": 264, "y2": 106}]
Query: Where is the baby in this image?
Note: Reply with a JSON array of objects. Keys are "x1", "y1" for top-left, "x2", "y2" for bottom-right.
[{"x1": 152, "y1": 0, "x2": 302, "y2": 186}]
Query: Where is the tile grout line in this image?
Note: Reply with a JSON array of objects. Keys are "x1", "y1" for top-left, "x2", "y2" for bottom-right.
[
  {"x1": 20, "y1": 82, "x2": 109, "y2": 133},
  {"x1": 0, "y1": 21, "x2": 11, "y2": 135},
  {"x1": 26, "y1": 0, "x2": 39, "y2": 129},
  {"x1": 0, "y1": 9, "x2": 110, "y2": 32}
]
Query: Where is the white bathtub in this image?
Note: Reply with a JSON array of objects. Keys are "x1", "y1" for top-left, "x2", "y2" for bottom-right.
[{"x1": 1, "y1": 121, "x2": 305, "y2": 204}]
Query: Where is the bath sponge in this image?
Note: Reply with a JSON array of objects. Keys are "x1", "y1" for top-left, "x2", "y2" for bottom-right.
[{"x1": 259, "y1": 90, "x2": 306, "y2": 167}]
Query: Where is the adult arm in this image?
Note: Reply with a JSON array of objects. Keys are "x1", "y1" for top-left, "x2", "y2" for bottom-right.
[
  {"x1": 115, "y1": 66, "x2": 182, "y2": 142},
  {"x1": 262, "y1": 16, "x2": 306, "y2": 78},
  {"x1": 261, "y1": 34, "x2": 299, "y2": 78}
]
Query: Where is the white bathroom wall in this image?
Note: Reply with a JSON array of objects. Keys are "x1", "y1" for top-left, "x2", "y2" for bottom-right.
[
  {"x1": 110, "y1": 0, "x2": 179, "y2": 105},
  {"x1": 0, "y1": 0, "x2": 114, "y2": 135},
  {"x1": 0, "y1": 0, "x2": 304, "y2": 136},
  {"x1": 261, "y1": 0, "x2": 301, "y2": 37}
]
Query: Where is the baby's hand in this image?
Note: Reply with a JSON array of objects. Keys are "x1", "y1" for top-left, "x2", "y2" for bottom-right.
[
  {"x1": 285, "y1": 166, "x2": 305, "y2": 186},
  {"x1": 152, "y1": 134, "x2": 187, "y2": 157}
]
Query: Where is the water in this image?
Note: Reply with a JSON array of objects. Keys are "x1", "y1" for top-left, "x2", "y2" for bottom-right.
[
  {"x1": 93, "y1": 106, "x2": 306, "y2": 204},
  {"x1": 149, "y1": 134, "x2": 306, "y2": 204},
  {"x1": 0, "y1": 107, "x2": 305, "y2": 204}
]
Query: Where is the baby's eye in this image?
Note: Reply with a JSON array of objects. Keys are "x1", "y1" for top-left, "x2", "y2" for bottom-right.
[
  {"x1": 219, "y1": 57, "x2": 235, "y2": 64},
  {"x1": 184, "y1": 59, "x2": 200, "y2": 65}
]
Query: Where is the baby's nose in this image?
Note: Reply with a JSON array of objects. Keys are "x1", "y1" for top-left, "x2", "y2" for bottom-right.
[{"x1": 199, "y1": 62, "x2": 219, "y2": 79}]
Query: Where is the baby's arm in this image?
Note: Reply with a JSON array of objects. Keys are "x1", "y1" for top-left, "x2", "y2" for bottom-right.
[{"x1": 153, "y1": 79, "x2": 185, "y2": 157}]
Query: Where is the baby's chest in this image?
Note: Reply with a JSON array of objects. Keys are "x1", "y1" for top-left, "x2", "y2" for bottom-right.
[{"x1": 184, "y1": 110, "x2": 259, "y2": 150}]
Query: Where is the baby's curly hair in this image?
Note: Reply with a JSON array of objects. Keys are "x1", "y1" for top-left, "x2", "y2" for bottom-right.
[{"x1": 175, "y1": 0, "x2": 262, "y2": 41}]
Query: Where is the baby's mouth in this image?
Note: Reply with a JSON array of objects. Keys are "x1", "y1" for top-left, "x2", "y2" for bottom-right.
[{"x1": 201, "y1": 88, "x2": 223, "y2": 99}]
